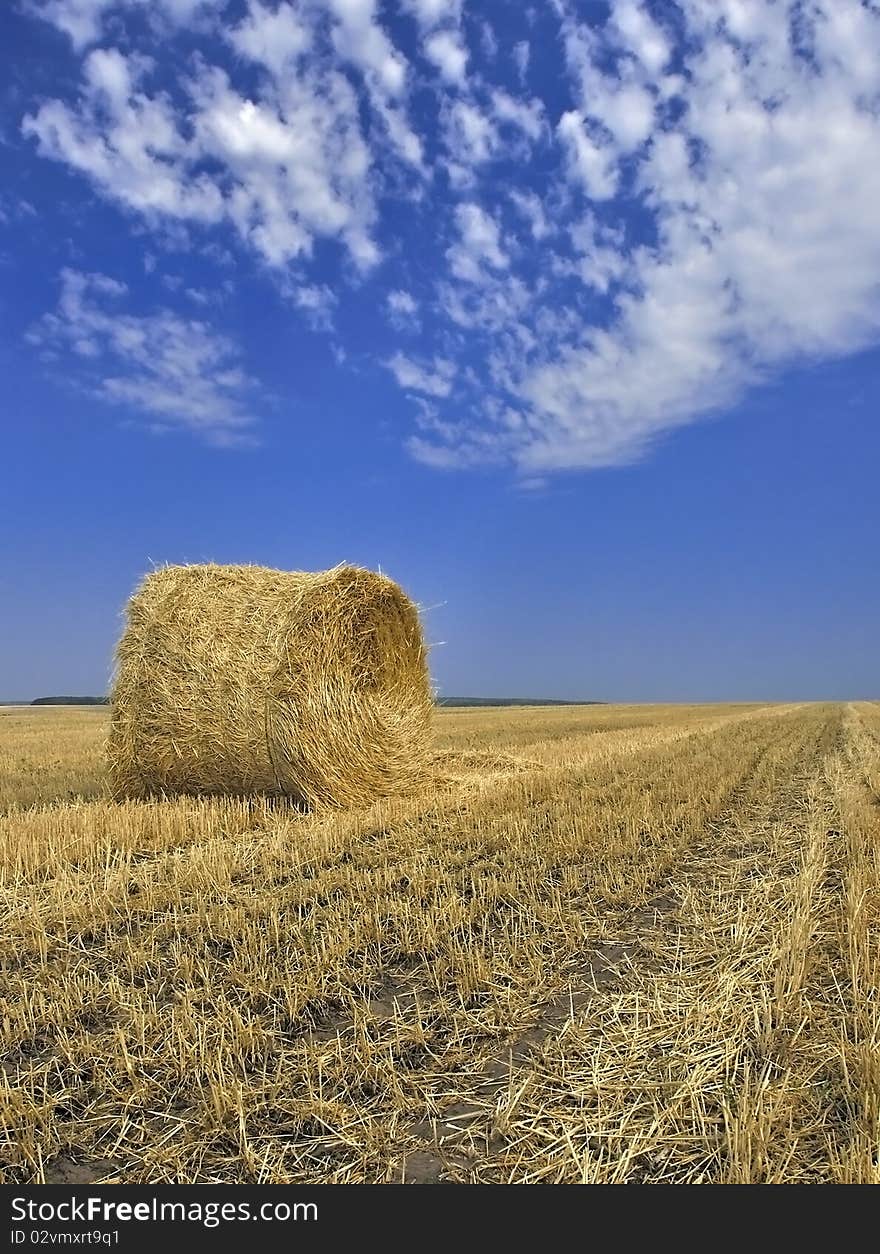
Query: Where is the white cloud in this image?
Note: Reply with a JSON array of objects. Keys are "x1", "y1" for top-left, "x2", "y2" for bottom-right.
[
  {"x1": 593, "y1": 80, "x2": 656, "y2": 151},
  {"x1": 412, "y1": 0, "x2": 880, "y2": 472},
  {"x1": 446, "y1": 202, "x2": 508, "y2": 283},
  {"x1": 31, "y1": 0, "x2": 117, "y2": 49},
  {"x1": 192, "y1": 64, "x2": 378, "y2": 269},
  {"x1": 561, "y1": 13, "x2": 658, "y2": 152},
  {"x1": 490, "y1": 89, "x2": 544, "y2": 142},
  {"x1": 480, "y1": 21, "x2": 498, "y2": 60},
  {"x1": 322, "y1": 0, "x2": 423, "y2": 166},
  {"x1": 24, "y1": 44, "x2": 381, "y2": 271},
  {"x1": 564, "y1": 213, "x2": 626, "y2": 293},
  {"x1": 399, "y1": 0, "x2": 462, "y2": 28},
  {"x1": 399, "y1": 0, "x2": 468, "y2": 97},
  {"x1": 443, "y1": 99, "x2": 496, "y2": 170},
  {"x1": 384, "y1": 352, "x2": 456, "y2": 397},
  {"x1": 509, "y1": 189, "x2": 550, "y2": 241},
  {"x1": 441, "y1": 87, "x2": 545, "y2": 185},
  {"x1": 438, "y1": 271, "x2": 531, "y2": 338},
  {"x1": 386, "y1": 289, "x2": 420, "y2": 331},
  {"x1": 21, "y1": 0, "x2": 880, "y2": 475},
  {"x1": 291, "y1": 282, "x2": 337, "y2": 330},
  {"x1": 611, "y1": 0, "x2": 671, "y2": 75},
  {"x1": 229, "y1": 1, "x2": 312, "y2": 77},
  {"x1": 29, "y1": 269, "x2": 257, "y2": 442},
  {"x1": 325, "y1": 0, "x2": 406, "y2": 98},
  {"x1": 512, "y1": 40, "x2": 530, "y2": 82},
  {"x1": 387, "y1": 289, "x2": 417, "y2": 317},
  {"x1": 424, "y1": 28, "x2": 468, "y2": 84},
  {"x1": 23, "y1": 49, "x2": 224, "y2": 222},
  {"x1": 557, "y1": 111, "x2": 617, "y2": 200},
  {"x1": 31, "y1": 0, "x2": 222, "y2": 49},
  {"x1": 232, "y1": 0, "x2": 418, "y2": 160}
]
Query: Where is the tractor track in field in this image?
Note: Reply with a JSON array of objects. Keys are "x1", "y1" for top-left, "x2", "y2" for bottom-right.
[
  {"x1": 4, "y1": 705, "x2": 845, "y2": 1185},
  {"x1": 397, "y1": 707, "x2": 843, "y2": 1183},
  {"x1": 295, "y1": 708, "x2": 810, "y2": 1045},
  {"x1": 26, "y1": 708, "x2": 846, "y2": 1187}
]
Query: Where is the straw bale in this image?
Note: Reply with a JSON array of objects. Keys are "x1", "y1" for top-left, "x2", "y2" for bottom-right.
[{"x1": 107, "y1": 563, "x2": 432, "y2": 806}]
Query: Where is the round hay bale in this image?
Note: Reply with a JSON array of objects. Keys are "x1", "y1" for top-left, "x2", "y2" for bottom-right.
[{"x1": 106, "y1": 563, "x2": 433, "y2": 806}]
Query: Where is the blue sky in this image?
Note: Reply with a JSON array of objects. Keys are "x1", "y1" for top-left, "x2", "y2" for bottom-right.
[{"x1": 2, "y1": 0, "x2": 879, "y2": 702}]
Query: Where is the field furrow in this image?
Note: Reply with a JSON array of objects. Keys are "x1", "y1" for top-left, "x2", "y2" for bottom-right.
[{"x1": 1, "y1": 702, "x2": 877, "y2": 1184}]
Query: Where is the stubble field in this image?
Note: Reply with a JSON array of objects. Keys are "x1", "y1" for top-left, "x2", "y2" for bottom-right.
[{"x1": 1, "y1": 700, "x2": 878, "y2": 1184}]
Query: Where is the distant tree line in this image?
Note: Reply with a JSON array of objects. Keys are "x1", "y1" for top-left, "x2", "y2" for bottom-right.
[{"x1": 31, "y1": 696, "x2": 110, "y2": 706}]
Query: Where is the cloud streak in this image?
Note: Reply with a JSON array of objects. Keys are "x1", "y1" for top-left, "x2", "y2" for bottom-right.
[
  {"x1": 22, "y1": 0, "x2": 880, "y2": 469},
  {"x1": 29, "y1": 269, "x2": 258, "y2": 443},
  {"x1": 413, "y1": 0, "x2": 880, "y2": 471}
]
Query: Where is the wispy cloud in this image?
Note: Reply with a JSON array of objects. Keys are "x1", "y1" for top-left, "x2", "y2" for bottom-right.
[
  {"x1": 289, "y1": 282, "x2": 337, "y2": 331},
  {"x1": 22, "y1": 0, "x2": 880, "y2": 472},
  {"x1": 23, "y1": 14, "x2": 389, "y2": 273},
  {"x1": 384, "y1": 352, "x2": 456, "y2": 398},
  {"x1": 27, "y1": 0, "x2": 224, "y2": 51},
  {"x1": 417, "y1": 0, "x2": 880, "y2": 471},
  {"x1": 386, "y1": 288, "x2": 420, "y2": 331},
  {"x1": 28, "y1": 269, "x2": 258, "y2": 443},
  {"x1": 446, "y1": 202, "x2": 509, "y2": 283}
]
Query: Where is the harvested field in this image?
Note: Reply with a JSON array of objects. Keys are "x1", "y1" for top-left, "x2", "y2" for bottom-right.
[{"x1": 1, "y1": 701, "x2": 878, "y2": 1183}]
